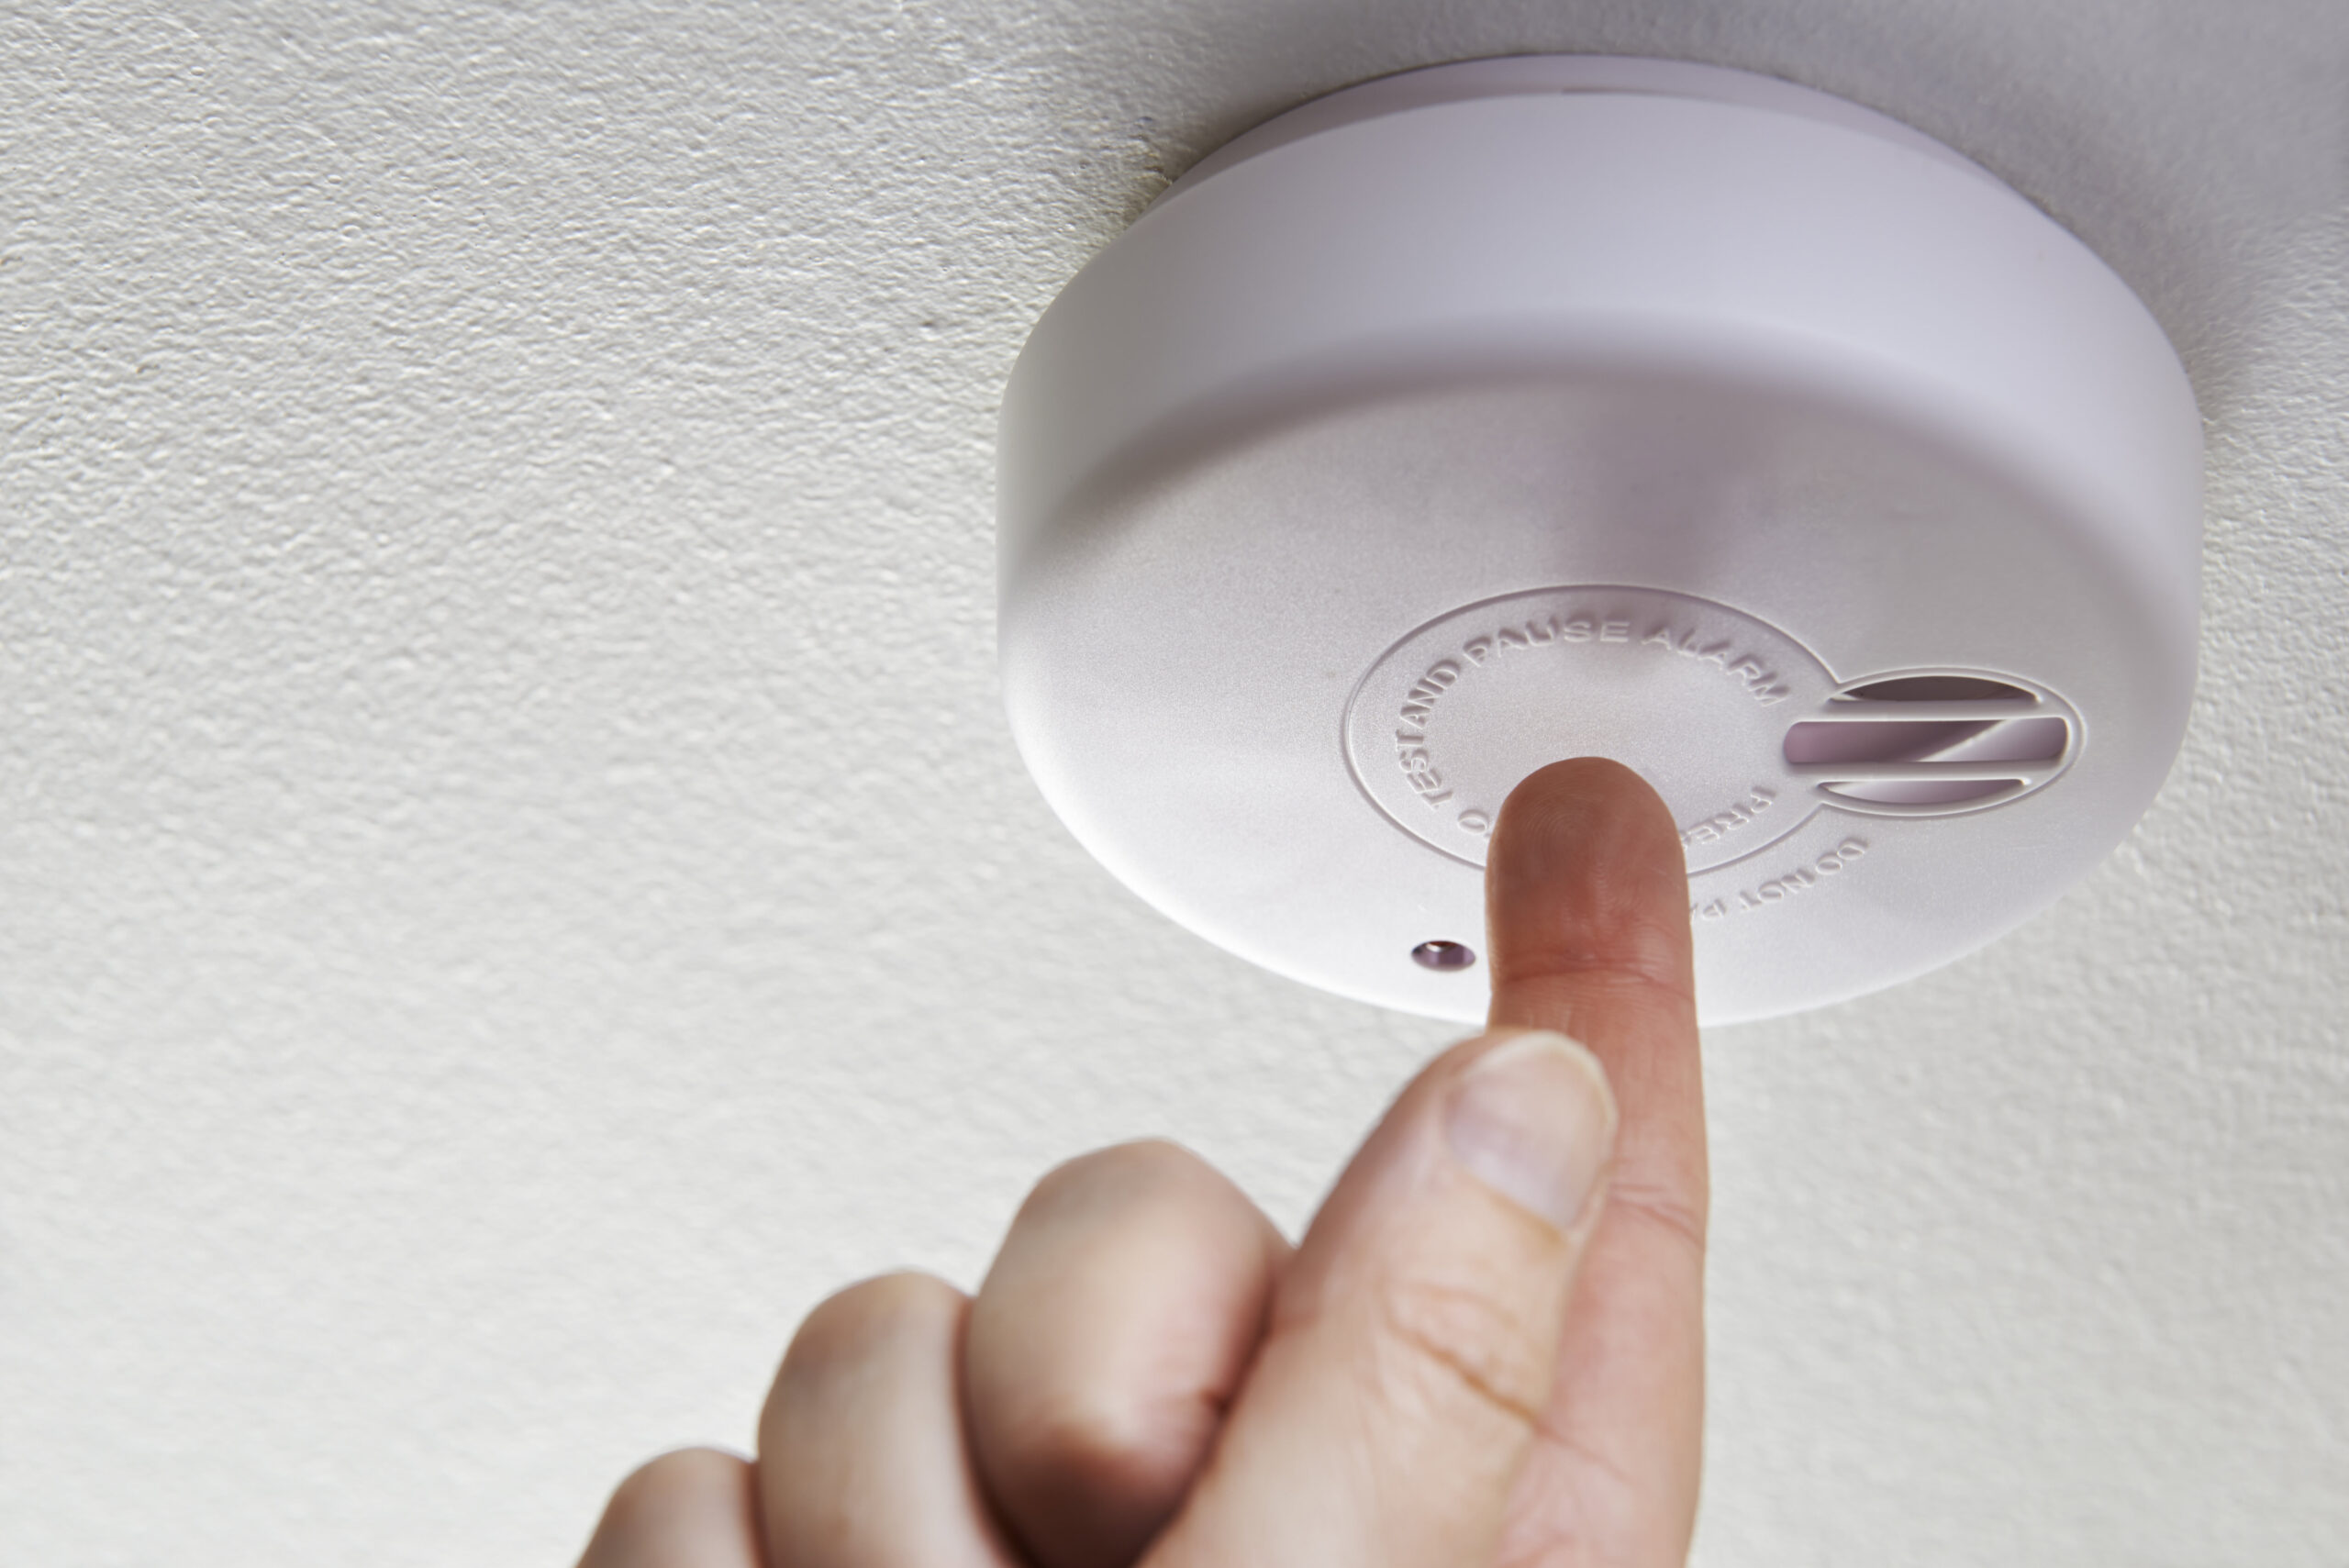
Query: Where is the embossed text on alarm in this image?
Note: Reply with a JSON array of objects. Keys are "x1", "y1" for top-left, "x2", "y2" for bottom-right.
[
  {"x1": 1681, "y1": 785, "x2": 1779, "y2": 849},
  {"x1": 1691, "y1": 837, "x2": 1871, "y2": 920},
  {"x1": 1453, "y1": 611, "x2": 1792, "y2": 705}
]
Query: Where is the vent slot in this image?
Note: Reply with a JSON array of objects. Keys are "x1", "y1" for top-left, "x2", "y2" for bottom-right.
[
  {"x1": 1784, "y1": 677, "x2": 2069, "y2": 812},
  {"x1": 1840, "y1": 675, "x2": 2034, "y2": 703}
]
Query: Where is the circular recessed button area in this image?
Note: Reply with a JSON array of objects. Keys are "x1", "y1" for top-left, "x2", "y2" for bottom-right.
[{"x1": 1344, "y1": 586, "x2": 1839, "y2": 873}]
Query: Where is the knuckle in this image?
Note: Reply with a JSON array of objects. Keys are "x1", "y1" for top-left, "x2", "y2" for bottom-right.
[
  {"x1": 1609, "y1": 1181, "x2": 1709, "y2": 1257},
  {"x1": 782, "y1": 1271, "x2": 961, "y2": 1377},
  {"x1": 1004, "y1": 1382, "x2": 1193, "y2": 1500},
  {"x1": 599, "y1": 1447, "x2": 745, "y2": 1536},
  {"x1": 809, "y1": 1268, "x2": 961, "y2": 1331},
  {"x1": 1496, "y1": 951, "x2": 1696, "y2": 1014},
  {"x1": 1370, "y1": 1274, "x2": 1552, "y2": 1434},
  {"x1": 1027, "y1": 1138, "x2": 1221, "y2": 1215},
  {"x1": 763, "y1": 1271, "x2": 966, "y2": 1449}
]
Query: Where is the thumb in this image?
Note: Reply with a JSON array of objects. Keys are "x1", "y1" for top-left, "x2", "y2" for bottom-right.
[{"x1": 1143, "y1": 1029, "x2": 1619, "y2": 1568}]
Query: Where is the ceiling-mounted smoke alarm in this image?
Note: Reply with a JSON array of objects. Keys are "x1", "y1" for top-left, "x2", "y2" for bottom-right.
[{"x1": 996, "y1": 56, "x2": 2202, "y2": 1025}]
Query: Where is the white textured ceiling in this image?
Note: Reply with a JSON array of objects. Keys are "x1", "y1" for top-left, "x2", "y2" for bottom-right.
[{"x1": 3, "y1": 4, "x2": 2344, "y2": 1564}]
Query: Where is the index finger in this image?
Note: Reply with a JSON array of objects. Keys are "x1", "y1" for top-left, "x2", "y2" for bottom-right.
[
  {"x1": 1486, "y1": 758, "x2": 1704, "y2": 1228},
  {"x1": 1483, "y1": 757, "x2": 1707, "y2": 1565}
]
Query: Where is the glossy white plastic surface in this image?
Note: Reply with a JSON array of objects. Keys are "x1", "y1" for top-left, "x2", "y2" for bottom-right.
[{"x1": 997, "y1": 57, "x2": 2202, "y2": 1024}]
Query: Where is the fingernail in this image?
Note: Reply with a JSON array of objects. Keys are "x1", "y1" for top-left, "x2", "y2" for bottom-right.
[{"x1": 1443, "y1": 1031, "x2": 1618, "y2": 1230}]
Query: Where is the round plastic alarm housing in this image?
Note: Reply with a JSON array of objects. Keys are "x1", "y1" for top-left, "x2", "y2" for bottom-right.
[{"x1": 996, "y1": 56, "x2": 2202, "y2": 1025}]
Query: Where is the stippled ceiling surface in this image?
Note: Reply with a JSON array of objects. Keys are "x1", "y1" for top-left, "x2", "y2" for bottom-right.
[{"x1": 3, "y1": 4, "x2": 2343, "y2": 1563}]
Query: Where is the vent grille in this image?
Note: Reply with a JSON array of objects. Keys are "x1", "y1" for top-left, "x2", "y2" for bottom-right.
[{"x1": 1783, "y1": 675, "x2": 2074, "y2": 816}]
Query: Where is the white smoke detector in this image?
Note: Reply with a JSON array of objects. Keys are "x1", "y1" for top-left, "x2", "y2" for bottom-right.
[{"x1": 996, "y1": 56, "x2": 2202, "y2": 1026}]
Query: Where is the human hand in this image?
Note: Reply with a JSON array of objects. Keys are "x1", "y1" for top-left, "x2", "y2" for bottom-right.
[{"x1": 576, "y1": 757, "x2": 1706, "y2": 1568}]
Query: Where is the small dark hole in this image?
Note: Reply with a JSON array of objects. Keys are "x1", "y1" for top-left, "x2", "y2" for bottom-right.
[{"x1": 1411, "y1": 940, "x2": 1476, "y2": 972}]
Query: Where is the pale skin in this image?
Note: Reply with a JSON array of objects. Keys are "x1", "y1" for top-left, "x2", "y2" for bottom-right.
[{"x1": 576, "y1": 758, "x2": 1707, "y2": 1568}]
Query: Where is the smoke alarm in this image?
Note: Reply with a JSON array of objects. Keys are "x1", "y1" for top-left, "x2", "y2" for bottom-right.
[{"x1": 996, "y1": 56, "x2": 2202, "y2": 1025}]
